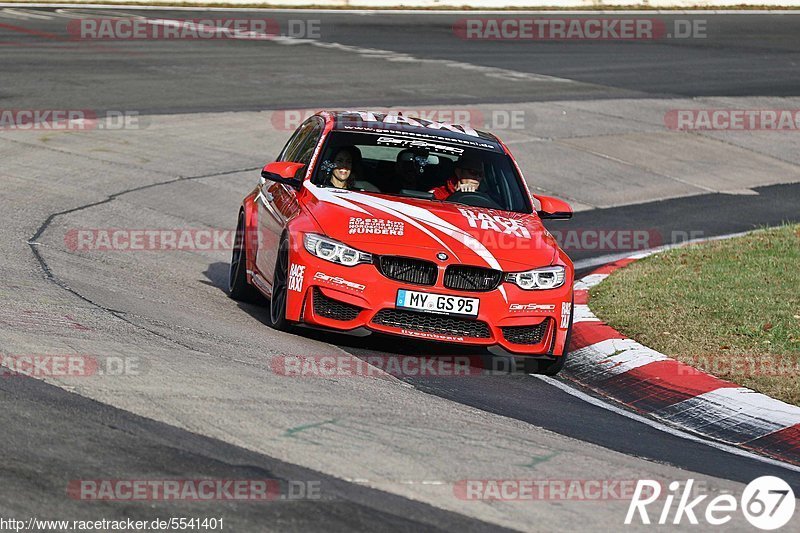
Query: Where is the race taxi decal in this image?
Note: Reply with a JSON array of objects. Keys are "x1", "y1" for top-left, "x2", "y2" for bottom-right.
[
  {"x1": 560, "y1": 301, "x2": 572, "y2": 329},
  {"x1": 348, "y1": 217, "x2": 405, "y2": 236},
  {"x1": 346, "y1": 111, "x2": 483, "y2": 139},
  {"x1": 459, "y1": 208, "x2": 532, "y2": 239},
  {"x1": 288, "y1": 263, "x2": 306, "y2": 292},
  {"x1": 509, "y1": 303, "x2": 556, "y2": 313},
  {"x1": 313, "y1": 272, "x2": 366, "y2": 292}
]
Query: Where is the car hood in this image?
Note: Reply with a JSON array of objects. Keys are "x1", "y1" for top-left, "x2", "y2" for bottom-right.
[{"x1": 303, "y1": 184, "x2": 558, "y2": 271}]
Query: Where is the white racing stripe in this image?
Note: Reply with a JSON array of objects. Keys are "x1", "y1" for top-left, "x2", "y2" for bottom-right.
[
  {"x1": 339, "y1": 190, "x2": 461, "y2": 261},
  {"x1": 347, "y1": 192, "x2": 504, "y2": 270},
  {"x1": 306, "y1": 184, "x2": 373, "y2": 216},
  {"x1": 536, "y1": 375, "x2": 800, "y2": 474},
  {"x1": 307, "y1": 184, "x2": 506, "y2": 271},
  {"x1": 306, "y1": 183, "x2": 460, "y2": 260}
]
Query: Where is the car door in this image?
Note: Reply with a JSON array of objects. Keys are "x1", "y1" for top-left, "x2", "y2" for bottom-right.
[{"x1": 255, "y1": 117, "x2": 323, "y2": 288}]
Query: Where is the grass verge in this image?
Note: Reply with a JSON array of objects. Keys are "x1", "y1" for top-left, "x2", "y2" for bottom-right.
[{"x1": 590, "y1": 224, "x2": 800, "y2": 406}]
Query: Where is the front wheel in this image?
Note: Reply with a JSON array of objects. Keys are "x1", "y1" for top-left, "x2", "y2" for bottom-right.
[
  {"x1": 269, "y1": 235, "x2": 291, "y2": 331},
  {"x1": 535, "y1": 350, "x2": 568, "y2": 376},
  {"x1": 535, "y1": 299, "x2": 574, "y2": 376}
]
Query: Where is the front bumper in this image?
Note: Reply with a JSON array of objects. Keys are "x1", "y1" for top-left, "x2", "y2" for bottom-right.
[{"x1": 285, "y1": 241, "x2": 573, "y2": 355}]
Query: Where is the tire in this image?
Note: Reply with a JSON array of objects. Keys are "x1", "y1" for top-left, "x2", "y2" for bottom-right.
[
  {"x1": 228, "y1": 212, "x2": 259, "y2": 303},
  {"x1": 535, "y1": 298, "x2": 574, "y2": 376},
  {"x1": 514, "y1": 357, "x2": 540, "y2": 375},
  {"x1": 535, "y1": 351, "x2": 568, "y2": 376},
  {"x1": 269, "y1": 234, "x2": 291, "y2": 331}
]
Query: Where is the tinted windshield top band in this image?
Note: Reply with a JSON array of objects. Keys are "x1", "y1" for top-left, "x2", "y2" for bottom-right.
[{"x1": 337, "y1": 126, "x2": 502, "y2": 152}]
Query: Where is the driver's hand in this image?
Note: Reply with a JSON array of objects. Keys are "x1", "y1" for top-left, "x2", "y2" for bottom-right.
[{"x1": 456, "y1": 179, "x2": 481, "y2": 193}]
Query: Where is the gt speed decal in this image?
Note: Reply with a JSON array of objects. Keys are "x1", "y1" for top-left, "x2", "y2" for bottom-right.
[
  {"x1": 509, "y1": 303, "x2": 555, "y2": 313},
  {"x1": 348, "y1": 217, "x2": 404, "y2": 236},
  {"x1": 376, "y1": 135, "x2": 464, "y2": 156},
  {"x1": 560, "y1": 301, "x2": 572, "y2": 328},
  {"x1": 459, "y1": 208, "x2": 531, "y2": 239},
  {"x1": 288, "y1": 263, "x2": 306, "y2": 292},
  {"x1": 313, "y1": 271, "x2": 365, "y2": 292}
]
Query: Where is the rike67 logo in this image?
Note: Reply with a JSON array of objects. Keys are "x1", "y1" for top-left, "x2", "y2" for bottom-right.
[{"x1": 626, "y1": 477, "x2": 795, "y2": 530}]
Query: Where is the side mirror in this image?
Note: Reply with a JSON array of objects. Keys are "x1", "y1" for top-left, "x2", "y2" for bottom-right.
[
  {"x1": 533, "y1": 195, "x2": 573, "y2": 220},
  {"x1": 261, "y1": 161, "x2": 305, "y2": 190}
]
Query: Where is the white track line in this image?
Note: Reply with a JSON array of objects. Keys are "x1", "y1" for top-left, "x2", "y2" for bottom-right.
[
  {"x1": 536, "y1": 375, "x2": 800, "y2": 474},
  {"x1": 0, "y1": 7, "x2": 54, "y2": 18},
  {"x1": 128, "y1": 15, "x2": 576, "y2": 84}
]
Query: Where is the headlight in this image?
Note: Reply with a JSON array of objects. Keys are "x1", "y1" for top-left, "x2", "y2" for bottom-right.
[
  {"x1": 303, "y1": 234, "x2": 372, "y2": 267},
  {"x1": 506, "y1": 266, "x2": 565, "y2": 290}
]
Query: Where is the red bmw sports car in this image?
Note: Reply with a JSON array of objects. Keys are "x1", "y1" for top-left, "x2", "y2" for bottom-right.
[{"x1": 229, "y1": 111, "x2": 574, "y2": 374}]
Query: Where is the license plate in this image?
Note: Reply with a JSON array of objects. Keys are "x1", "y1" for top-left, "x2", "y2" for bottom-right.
[{"x1": 396, "y1": 289, "x2": 479, "y2": 317}]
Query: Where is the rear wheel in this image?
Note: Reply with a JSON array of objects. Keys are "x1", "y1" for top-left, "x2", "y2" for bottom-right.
[
  {"x1": 269, "y1": 235, "x2": 291, "y2": 331},
  {"x1": 228, "y1": 212, "x2": 259, "y2": 303}
]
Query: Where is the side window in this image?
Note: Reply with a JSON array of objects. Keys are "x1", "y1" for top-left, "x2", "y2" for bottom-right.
[
  {"x1": 277, "y1": 129, "x2": 301, "y2": 162},
  {"x1": 279, "y1": 120, "x2": 312, "y2": 162},
  {"x1": 279, "y1": 118, "x2": 322, "y2": 163},
  {"x1": 294, "y1": 121, "x2": 323, "y2": 165}
]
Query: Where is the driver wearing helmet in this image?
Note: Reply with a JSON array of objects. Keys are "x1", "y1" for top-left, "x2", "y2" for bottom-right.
[{"x1": 429, "y1": 152, "x2": 484, "y2": 200}]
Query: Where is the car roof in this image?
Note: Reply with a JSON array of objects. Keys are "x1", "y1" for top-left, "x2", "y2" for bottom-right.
[{"x1": 325, "y1": 110, "x2": 505, "y2": 153}]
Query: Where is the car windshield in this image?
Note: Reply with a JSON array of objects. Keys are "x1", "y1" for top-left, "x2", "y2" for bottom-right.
[{"x1": 312, "y1": 130, "x2": 532, "y2": 214}]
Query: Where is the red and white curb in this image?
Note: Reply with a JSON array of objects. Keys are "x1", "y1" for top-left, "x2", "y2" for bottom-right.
[{"x1": 563, "y1": 252, "x2": 800, "y2": 466}]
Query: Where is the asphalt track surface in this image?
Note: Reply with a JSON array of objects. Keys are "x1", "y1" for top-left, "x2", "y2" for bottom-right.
[
  {"x1": 2, "y1": 8, "x2": 800, "y2": 532},
  {"x1": 2, "y1": 11, "x2": 800, "y2": 112}
]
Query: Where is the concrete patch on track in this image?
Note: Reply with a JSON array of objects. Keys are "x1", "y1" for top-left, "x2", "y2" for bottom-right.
[{"x1": 1, "y1": 103, "x2": 797, "y2": 529}]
